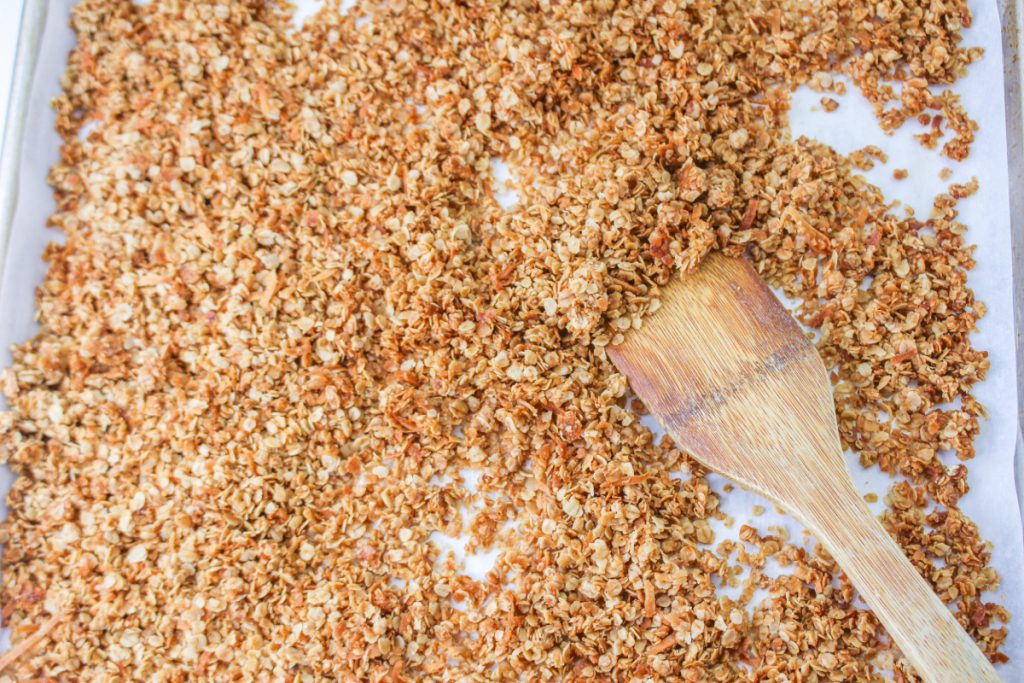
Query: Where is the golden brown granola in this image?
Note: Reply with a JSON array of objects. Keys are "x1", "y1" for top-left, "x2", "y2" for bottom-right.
[{"x1": 0, "y1": 0, "x2": 1005, "y2": 680}]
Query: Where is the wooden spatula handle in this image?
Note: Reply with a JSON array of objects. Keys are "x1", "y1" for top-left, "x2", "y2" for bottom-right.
[{"x1": 800, "y1": 477, "x2": 1001, "y2": 683}]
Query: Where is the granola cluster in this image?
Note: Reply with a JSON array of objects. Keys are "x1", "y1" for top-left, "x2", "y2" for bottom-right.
[{"x1": 0, "y1": 0, "x2": 1006, "y2": 680}]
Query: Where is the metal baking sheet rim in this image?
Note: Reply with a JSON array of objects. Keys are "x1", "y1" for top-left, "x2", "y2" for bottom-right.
[{"x1": 0, "y1": 0, "x2": 1022, "y2": 537}]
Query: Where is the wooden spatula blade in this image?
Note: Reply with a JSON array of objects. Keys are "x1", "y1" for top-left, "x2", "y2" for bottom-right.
[{"x1": 608, "y1": 254, "x2": 838, "y2": 502}]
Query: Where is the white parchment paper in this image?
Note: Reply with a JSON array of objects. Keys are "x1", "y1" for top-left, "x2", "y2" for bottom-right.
[{"x1": 0, "y1": 0, "x2": 1021, "y2": 677}]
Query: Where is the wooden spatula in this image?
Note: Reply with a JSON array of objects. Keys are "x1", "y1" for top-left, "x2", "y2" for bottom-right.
[{"x1": 608, "y1": 253, "x2": 1001, "y2": 683}]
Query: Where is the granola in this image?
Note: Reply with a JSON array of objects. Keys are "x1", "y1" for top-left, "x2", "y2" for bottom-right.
[{"x1": 0, "y1": 0, "x2": 1005, "y2": 680}]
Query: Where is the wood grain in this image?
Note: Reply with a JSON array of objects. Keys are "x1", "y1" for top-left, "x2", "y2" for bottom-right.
[{"x1": 608, "y1": 253, "x2": 1001, "y2": 683}]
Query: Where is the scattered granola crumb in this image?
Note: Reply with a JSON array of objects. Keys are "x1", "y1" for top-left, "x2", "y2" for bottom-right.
[
  {"x1": 821, "y1": 97, "x2": 840, "y2": 112},
  {"x1": 850, "y1": 145, "x2": 888, "y2": 171},
  {"x1": 894, "y1": 169, "x2": 909, "y2": 180}
]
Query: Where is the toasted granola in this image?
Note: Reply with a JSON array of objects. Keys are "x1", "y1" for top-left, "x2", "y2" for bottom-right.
[{"x1": 0, "y1": 0, "x2": 1004, "y2": 681}]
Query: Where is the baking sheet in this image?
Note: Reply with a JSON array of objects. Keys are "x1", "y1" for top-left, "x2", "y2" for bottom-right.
[{"x1": 0, "y1": 0, "x2": 1021, "y2": 677}]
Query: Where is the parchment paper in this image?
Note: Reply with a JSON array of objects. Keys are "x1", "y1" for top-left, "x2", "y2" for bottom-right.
[{"x1": 0, "y1": 0, "x2": 1021, "y2": 677}]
